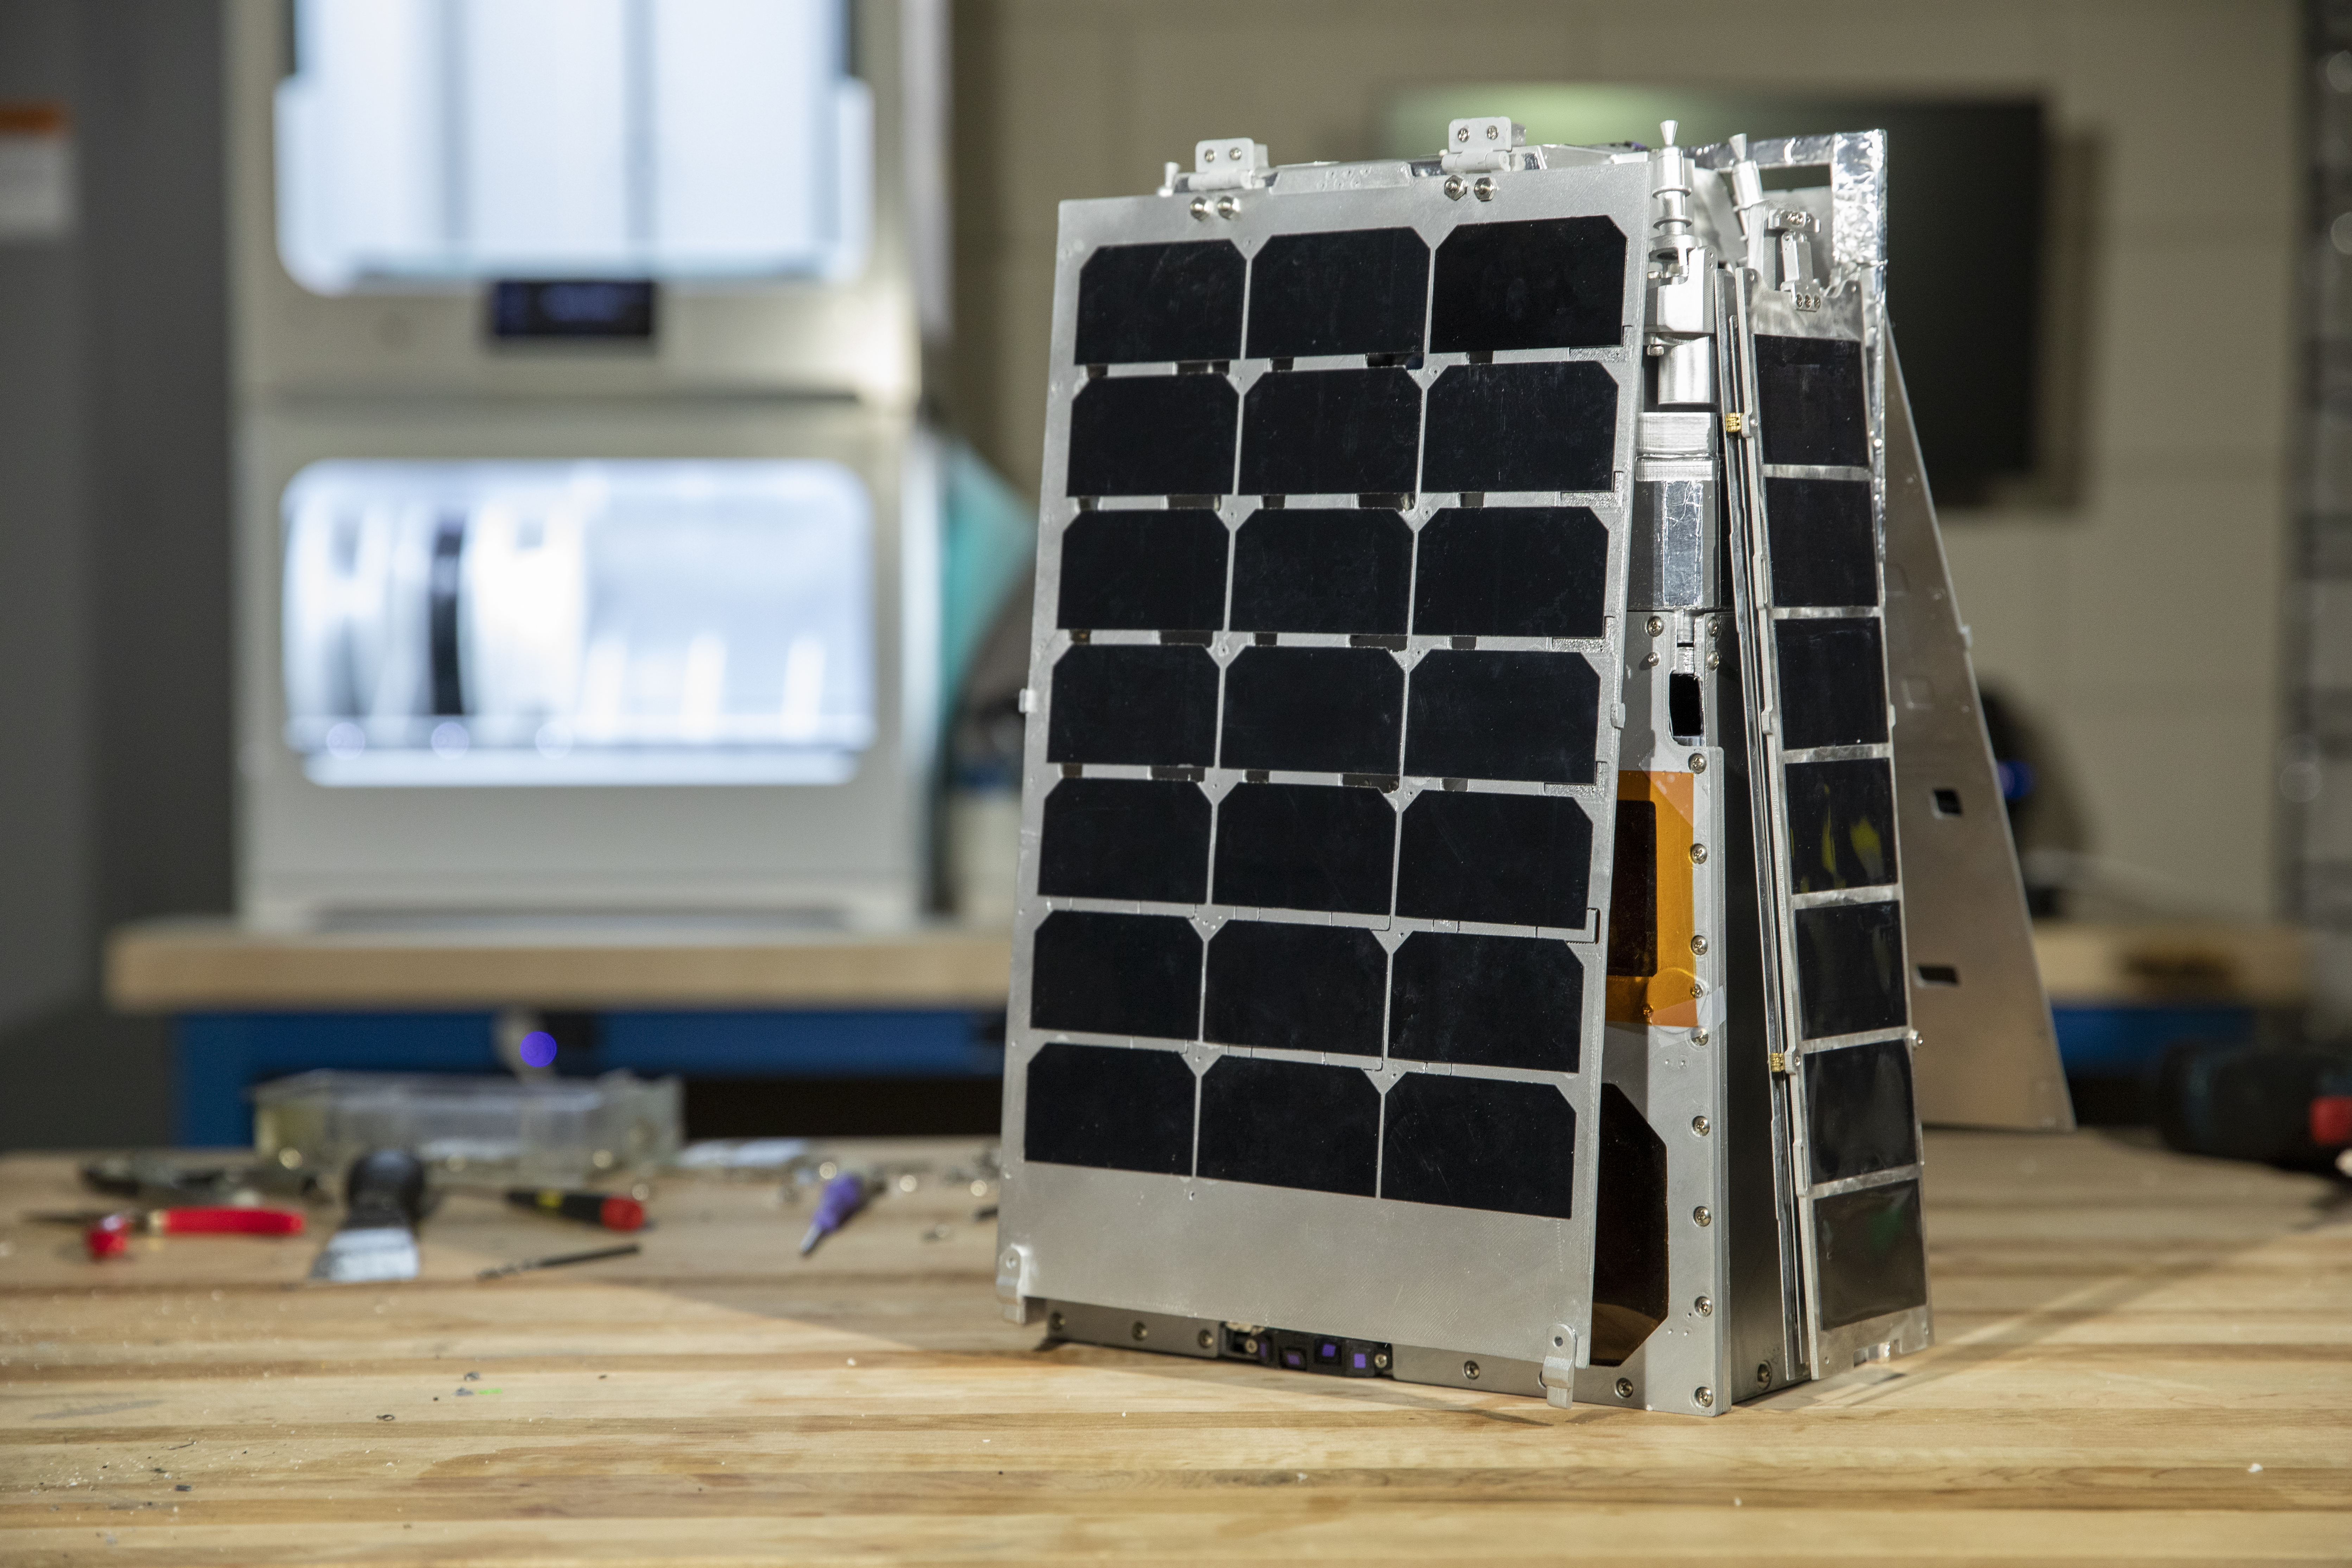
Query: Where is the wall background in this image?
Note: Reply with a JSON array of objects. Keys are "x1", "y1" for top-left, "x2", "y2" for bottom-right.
[
  {"x1": 0, "y1": 0, "x2": 232, "y2": 1148},
  {"x1": 949, "y1": 0, "x2": 2303, "y2": 920},
  {"x1": 0, "y1": 0, "x2": 2306, "y2": 1145}
]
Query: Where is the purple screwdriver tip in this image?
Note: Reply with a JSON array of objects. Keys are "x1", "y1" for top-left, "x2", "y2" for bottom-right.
[{"x1": 799, "y1": 1171, "x2": 869, "y2": 1256}]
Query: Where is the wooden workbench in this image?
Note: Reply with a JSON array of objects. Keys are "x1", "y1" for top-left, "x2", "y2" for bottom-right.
[
  {"x1": 105, "y1": 916, "x2": 2308, "y2": 1012},
  {"x1": 2, "y1": 1131, "x2": 2345, "y2": 1563}
]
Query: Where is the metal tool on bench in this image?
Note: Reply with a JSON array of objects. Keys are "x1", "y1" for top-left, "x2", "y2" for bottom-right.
[
  {"x1": 996, "y1": 117, "x2": 2067, "y2": 1412},
  {"x1": 309, "y1": 1148, "x2": 428, "y2": 1283},
  {"x1": 477, "y1": 1241, "x2": 643, "y2": 1280}
]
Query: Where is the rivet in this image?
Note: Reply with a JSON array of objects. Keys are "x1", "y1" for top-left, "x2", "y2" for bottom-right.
[
  {"x1": 1694, "y1": 1295, "x2": 1713, "y2": 1316},
  {"x1": 1443, "y1": 175, "x2": 1467, "y2": 201},
  {"x1": 1131, "y1": 1321, "x2": 1149, "y2": 1341},
  {"x1": 1189, "y1": 197, "x2": 1210, "y2": 221},
  {"x1": 1646, "y1": 616, "x2": 1664, "y2": 636},
  {"x1": 1688, "y1": 752, "x2": 1707, "y2": 773},
  {"x1": 1613, "y1": 1377, "x2": 1633, "y2": 1399},
  {"x1": 1372, "y1": 1351, "x2": 1389, "y2": 1370},
  {"x1": 1215, "y1": 195, "x2": 1239, "y2": 219},
  {"x1": 1462, "y1": 1359, "x2": 1481, "y2": 1381},
  {"x1": 1692, "y1": 1114, "x2": 1711, "y2": 1136},
  {"x1": 1756, "y1": 1362, "x2": 1772, "y2": 1388},
  {"x1": 1694, "y1": 1386, "x2": 1715, "y2": 1409},
  {"x1": 1689, "y1": 843, "x2": 1708, "y2": 864},
  {"x1": 1693, "y1": 1205, "x2": 1712, "y2": 1227},
  {"x1": 1198, "y1": 1329, "x2": 1215, "y2": 1349},
  {"x1": 1049, "y1": 1311, "x2": 1066, "y2": 1333},
  {"x1": 1472, "y1": 176, "x2": 1496, "y2": 202},
  {"x1": 1690, "y1": 934, "x2": 1709, "y2": 956}
]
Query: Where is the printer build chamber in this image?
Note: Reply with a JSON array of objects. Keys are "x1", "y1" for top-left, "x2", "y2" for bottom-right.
[{"x1": 280, "y1": 460, "x2": 876, "y2": 787}]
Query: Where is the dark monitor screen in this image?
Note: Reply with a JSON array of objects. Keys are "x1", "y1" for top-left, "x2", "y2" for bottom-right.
[{"x1": 1387, "y1": 89, "x2": 2047, "y2": 503}]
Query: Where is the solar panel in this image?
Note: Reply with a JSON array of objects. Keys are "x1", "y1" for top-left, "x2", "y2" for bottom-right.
[
  {"x1": 1713, "y1": 130, "x2": 1934, "y2": 1379},
  {"x1": 1006, "y1": 135, "x2": 1647, "y2": 1398}
]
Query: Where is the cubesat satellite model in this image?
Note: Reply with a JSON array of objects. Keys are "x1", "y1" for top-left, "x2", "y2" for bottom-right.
[{"x1": 994, "y1": 119, "x2": 2068, "y2": 1412}]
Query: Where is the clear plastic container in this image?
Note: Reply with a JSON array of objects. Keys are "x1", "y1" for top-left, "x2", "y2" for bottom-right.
[{"x1": 251, "y1": 1070, "x2": 681, "y2": 1183}]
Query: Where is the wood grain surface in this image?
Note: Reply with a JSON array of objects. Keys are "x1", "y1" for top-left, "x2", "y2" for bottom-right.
[
  {"x1": 2, "y1": 1130, "x2": 2346, "y2": 1564},
  {"x1": 105, "y1": 917, "x2": 2305, "y2": 1012},
  {"x1": 105, "y1": 919, "x2": 1016, "y2": 1011}
]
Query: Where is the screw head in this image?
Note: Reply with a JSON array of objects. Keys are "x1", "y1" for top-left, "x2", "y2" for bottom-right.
[
  {"x1": 1694, "y1": 1295, "x2": 1713, "y2": 1316},
  {"x1": 1688, "y1": 752, "x2": 1707, "y2": 773},
  {"x1": 1131, "y1": 1321, "x2": 1149, "y2": 1341},
  {"x1": 1049, "y1": 1311, "x2": 1066, "y2": 1333},
  {"x1": 1706, "y1": 651, "x2": 1721, "y2": 669},
  {"x1": 1695, "y1": 1386, "x2": 1715, "y2": 1409},
  {"x1": 1189, "y1": 197, "x2": 1210, "y2": 220},
  {"x1": 1198, "y1": 1329, "x2": 1215, "y2": 1350},
  {"x1": 1693, "y1": 1205, "x2": 1712, "y2": 1228},
  {"x1": 1692, "y1": 1114, "x2": 1711, "y2": 1136},
  {"x1": 1472, "y1": 176, "x2": 1496, "y2": 201},
  {"x1": 1646, "y1": 615, "x2": 1664, "y2": 636},
  {"x1": 1443, "y1": 175, "x2": 1467, "y2": 200},
  {"x1": 1462, "y1": 1359, "x2": 1481, "y2": 1381},
  {"x1": 1484, "y1": 123, "x2": 1499, "y2": 140},
  {"x1": 1689, "y1": 934, "x2": 1709, "y2": 956},
  {"x1": 1215, "y1": 195, "x2": 1239, "y2": 219},
  {"x1": 1614, "y1": 1377, "x2": 1634, "y2": 1399},
  {"x1": 1455, "y1": 125, "x2": 1470, "y2": 143},
  {"x1": 1372, "y1": 1351, "x2": 1390, "y2": 1370},
  {"x1": 1229, "y1": 144, "x2": 1244, "y2": 160},
  {"x1": 1691, "y1": 1028, "x2": 1709, "y2": 1046},
  {"x1": 1756, "y1": 1362, "x2": 1772, "y2": 1388},
  {"x1": 1203, "y1": 147, "x2": 1217, "y2": 162},
  {"x1": 1243, "y1": 1336, "x2": 1260, "y2": 1355},
  {"x1": 1689, "y1": 843, "x2": 1708, "y2": 864}
]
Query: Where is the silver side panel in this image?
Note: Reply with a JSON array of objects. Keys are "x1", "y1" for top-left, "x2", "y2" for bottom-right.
[{"x1": 1882, "y1": 347, "x2": 2073, "y2": 1131}]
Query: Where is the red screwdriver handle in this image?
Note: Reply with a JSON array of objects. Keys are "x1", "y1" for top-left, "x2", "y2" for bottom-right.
[
  {"x1": 86, "y1": 1207, "x2": 306, "y2": 1259},
  {"x1": 162, "y1": 1208, "x2": 306, "y2": 1237}
]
